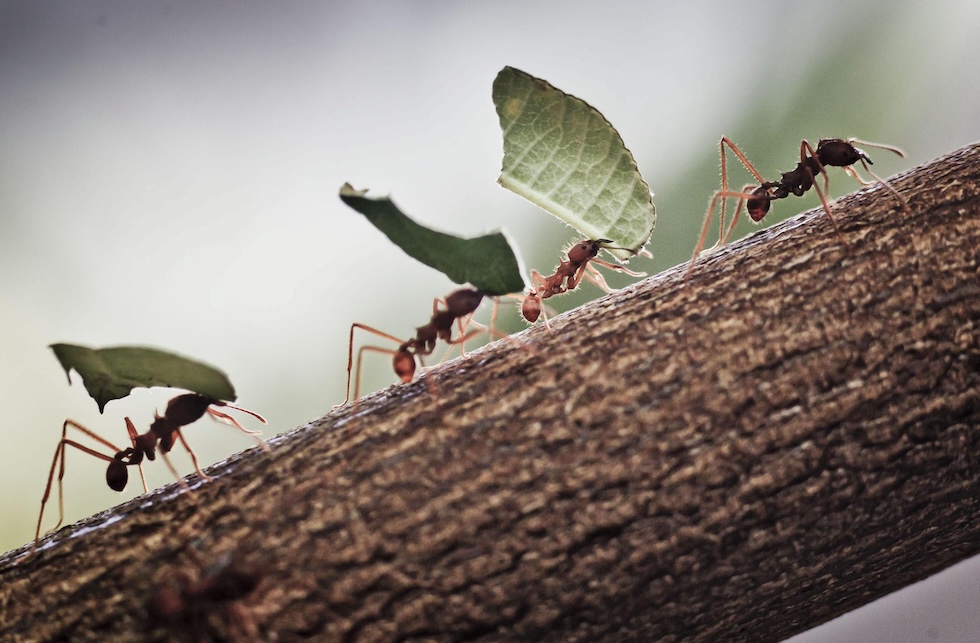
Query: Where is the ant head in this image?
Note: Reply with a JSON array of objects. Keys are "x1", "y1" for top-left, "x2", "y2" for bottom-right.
[
  {"x1": 817, "y1": 139, "x2": 871, "y2": 167},
  {"x1": 164, "y1": 394, "x2": 215, "y2": 427},
  {"x1": 567, "y1": 240, "x2": 605, "y2": 263},
  {"x1": 521, "y1": 296, "x2": 541, "y2": 323},
  {"x1": 393, "y1": 349, "x2": 416, "y2": 383},
  {"x1": 106, "y1": 458, "x2": 129, "y2": 492},
  {"x1": 444, "y1": 288, "x2": 485, "y2": 317}
]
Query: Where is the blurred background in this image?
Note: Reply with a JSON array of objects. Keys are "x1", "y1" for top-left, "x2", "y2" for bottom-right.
[{"x1": 2, "y1": 1, "x2": 977, "y2": 640}]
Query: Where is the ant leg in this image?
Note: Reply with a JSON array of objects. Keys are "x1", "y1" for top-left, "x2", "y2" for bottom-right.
[
  {"x1": 172, "y1": 430, "x2": 209, "y2": 484},
  {"x1": 580, "y1": 258, "x2": 646, "y2": 294},
  {"x1": 719, "y1": 188, "x2": 755, "y2": 244},
  {"x1": 801, "y1": 140, "x2": 833, "y2": 200},
  {"x1": 853, "y1": 163, "x2": 911, "y2": 214},
  {"x1": 207, "y1": 408, "x2": 269, "y2": 450},
  {"x1": 718, "y1": 137, "x2": 768, "y2": 242},
  {"x1": 338, "y1": 323, "x2": 408, "y2": 406},
  {"x1": 206, "y1": 407, "x2": 269, "y2": 451},
  {"x1": 213, "y1": 403, "x2": 268, "y2": 426},
  {"x1": 483, "y1": 296, "x2": 510, "y2": 341},
  {"x1": 355, "y1": 344, "x2": 406, "y2": 402},
  {"x1": 843, "y1": 166, "x2": 874, "y2": 186},
  {"x1": 685, "y1": 187, "x2": 754, "y2": 282},
  {"x1": 124, "y1": 418, "x2": 149, "y2": 493},
  {"x1": 582, "y1": 265, "x2": 615, "y2": 293},
  {"x1": 36, "y1": 420, "x2": 123, "y2": 544},
  {"x1": 590, "y1": 258, "x2": 646, "y2": 278},
  {"x1": 805, "y1": 170, "x2": 847, "y2": 247},
  {"x1": 159, "y1": 447, "x2": 194, "y2": 489}
]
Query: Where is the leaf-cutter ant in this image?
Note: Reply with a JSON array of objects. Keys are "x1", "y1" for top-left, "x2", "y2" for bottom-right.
[
  {"x1": 520, "y1": 239, "x2": 645, "y2": 328},
  {"x1": 339, "y1": 287, "x2": 496, "y2": 405},
  {"x1": 35, "y1": 393, "x2": 267, "y2": 545},
  {"x1": 687, "y1": 137, "x2": 909, "y2": 279}
]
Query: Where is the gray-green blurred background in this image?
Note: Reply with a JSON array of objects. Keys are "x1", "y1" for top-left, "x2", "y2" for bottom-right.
[{"x1": 2, "y1": 2, "x2": 977, "y2": 640}]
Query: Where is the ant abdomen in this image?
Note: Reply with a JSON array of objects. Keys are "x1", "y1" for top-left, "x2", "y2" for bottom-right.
[
  {"x1": 747, "y1": 186, "x2": 772, "y2": 222},
  {"x1": 522, "y1": 296, "x2": 542, "y2": 323},
  {"x1": 106, "y1": 458, "x2": 129, "y2": 492},
  {"x1": 393, "y1": 349, "x2": 416, "y2": 382}
]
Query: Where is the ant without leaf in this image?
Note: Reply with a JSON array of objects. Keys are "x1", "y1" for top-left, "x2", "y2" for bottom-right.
[
  {"x1": 340, "y1": 287, "x2": 496, "y2": 405},
  {"x1": 687, "y1": 137, "x2": 910, "y2": 278},
  {"x1": 35, "y1": 393, "x2": 267, "y2": 545},
  {"x1": 520, "y1": 239, "x2": 645, "y2": 328}
]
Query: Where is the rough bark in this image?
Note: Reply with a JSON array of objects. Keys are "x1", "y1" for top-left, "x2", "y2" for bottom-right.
[{"x1": 2, "y1": 142, "x2": 978, "y2": 642}]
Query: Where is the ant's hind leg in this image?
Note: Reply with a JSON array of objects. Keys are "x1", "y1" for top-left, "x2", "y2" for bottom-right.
[
  {"x1": 36, "y1": 420, "x2": 124, "y2": 544},
  {"x1": 337, "y1": 323, "x2": 407, "y2": 407}
]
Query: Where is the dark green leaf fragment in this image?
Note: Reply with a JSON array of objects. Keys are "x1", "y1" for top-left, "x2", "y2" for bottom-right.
[
  {"x1": 50, "y1": 344, "x2": 237, "y2": 412},
  {"x1": 339, "y1": 183, "x2": 525, "y2": 296}
]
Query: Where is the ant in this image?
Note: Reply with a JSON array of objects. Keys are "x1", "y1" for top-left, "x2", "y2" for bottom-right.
[
  {"x1": 340, "y1": 287, "x2": 496, "y2": 405},
  {"x1": 520, "y1": 239, "x2": 645, "y2": 327},
  {"x1": 35, "y1": 393, "x2": 267, "y2": 546},
  {"x1": 687, "y1": 137, "x2": 910, "y2": 279},
  {"x1": 147, "y1": 548, "x2": 264, "y2": 641}
]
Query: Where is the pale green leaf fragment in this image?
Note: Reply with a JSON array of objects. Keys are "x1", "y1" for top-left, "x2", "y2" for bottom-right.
[{"x1": 493, "y1": 66, "x2": 656, "y2": 261}]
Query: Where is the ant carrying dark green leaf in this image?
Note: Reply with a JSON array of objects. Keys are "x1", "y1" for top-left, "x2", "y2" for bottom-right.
[{"x1": 35, "y1": 393, "x2": 267, "y2": 546}]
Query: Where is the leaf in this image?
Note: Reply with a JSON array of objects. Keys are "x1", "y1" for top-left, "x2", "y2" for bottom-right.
[
  {"x1": 339, "y1": 183, "x2": 526, "y2": 296},
  {"x1": 493, "y1": 66, "x2": 656, "y2": 261},
  {"x1": 50, "y1": 344, "x2": 237, "y2": 412}
]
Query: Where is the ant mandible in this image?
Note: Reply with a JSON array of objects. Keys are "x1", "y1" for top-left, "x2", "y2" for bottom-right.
[
  {"x1": 340, "y1": 287, "x2": 495, "y2": 405},
  {"x1": 686, "y1": 136, "x2": 910, "y2": 279},
  {"x1": 520, "y1": 239, "x2": 645, "y2": 328},
  {"x1": 35, "y1": 393, "x2": 267, "y2": 545}
]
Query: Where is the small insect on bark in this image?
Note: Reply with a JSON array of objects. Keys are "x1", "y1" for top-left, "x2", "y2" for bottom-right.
[
  {"x1": 35, "y1": 393, "x2": 267, "y2": 546},
  {"x1": 518, "y1": 239, "x2": 646, "y2": 330},
  {"x1": 687, "y1": 136, "x2": 909, "y2": 280},
  {"x1": 339, "y1": 287, "x2": 504, "y2": 405}
]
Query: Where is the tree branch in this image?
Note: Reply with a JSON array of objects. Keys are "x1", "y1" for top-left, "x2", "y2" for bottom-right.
[{"x1": 3, "y1": 143, "x2": 979, "y2": 642}]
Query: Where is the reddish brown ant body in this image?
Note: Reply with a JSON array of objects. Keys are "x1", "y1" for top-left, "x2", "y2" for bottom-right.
[
  {"x1": 341, "y1": 287, "x2": 493, "y2": 405},
  {"x1": 520, "y1": 239, "x2": 645, "y2": 326},
  {"x1": 687, "y1": 137, "x2": 909, "y2": 278},
  {"x1": 35, "y1": 393, "x2": 267, "y2": 545}
]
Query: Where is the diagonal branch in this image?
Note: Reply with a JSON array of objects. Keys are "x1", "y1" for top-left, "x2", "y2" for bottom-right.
[{"x1": 2, "y1": 142, "x2": 979, "y2": 642}]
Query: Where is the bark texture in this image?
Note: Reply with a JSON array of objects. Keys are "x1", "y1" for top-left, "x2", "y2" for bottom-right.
[{"x1": 2, "y1": 143, "x2": 978, "y2": 642}]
